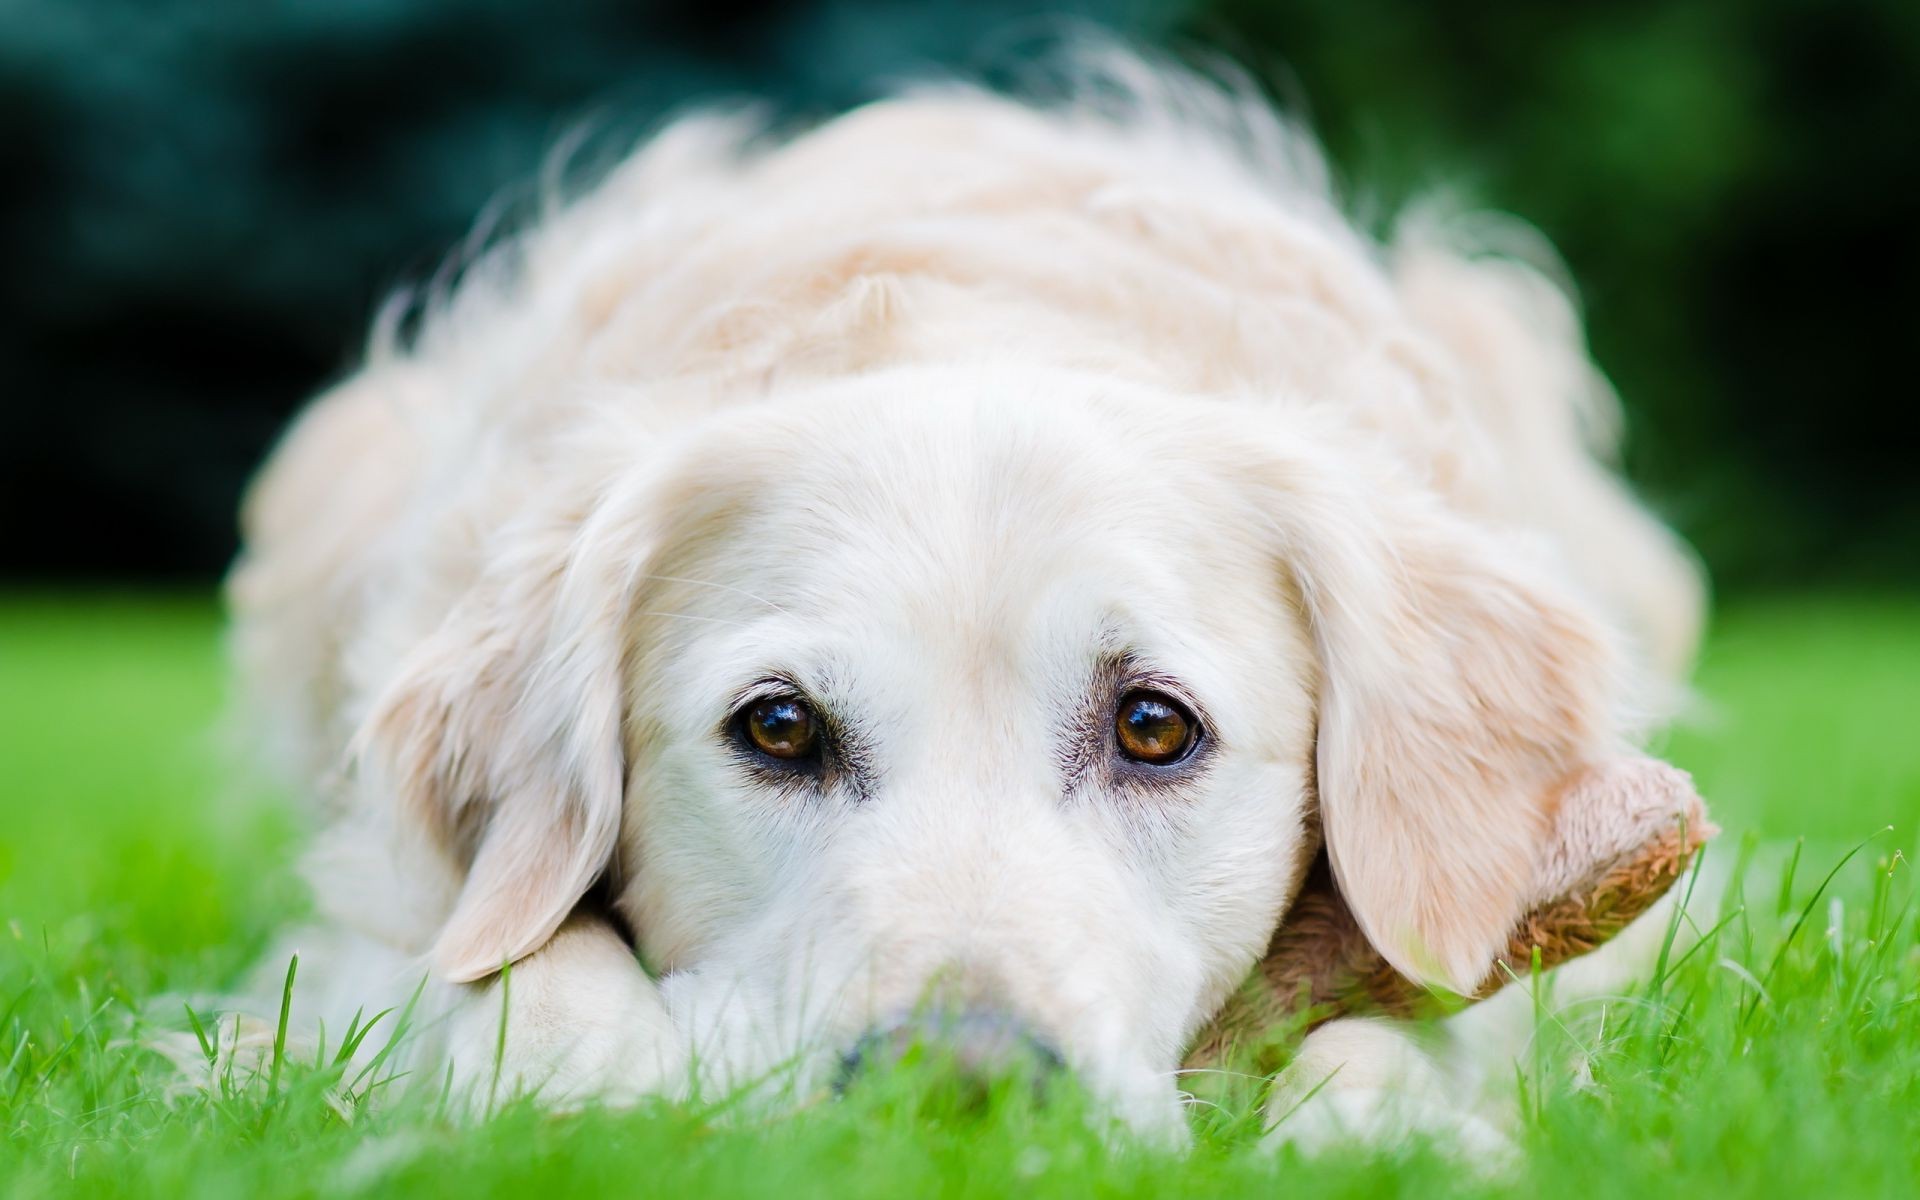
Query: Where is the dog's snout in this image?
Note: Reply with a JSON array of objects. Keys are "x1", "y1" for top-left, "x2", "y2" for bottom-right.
[{"x1": 836, "y1": 1010, "x2": 1065, "y2": 1098}]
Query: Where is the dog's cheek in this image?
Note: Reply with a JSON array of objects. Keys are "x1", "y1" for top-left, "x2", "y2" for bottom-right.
[
  {"x1": 1162, "y1": 766, "x2": 1317, "y2": 1017},
  {"x1": 615, "y1": 754, "x2": 790, "y2": 972}
]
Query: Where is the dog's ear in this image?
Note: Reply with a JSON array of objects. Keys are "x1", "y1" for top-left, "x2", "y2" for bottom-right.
[
  {"x1": 1186, "y1": 756, "x2": 1711, "y2": 1066},
  {"x1": 358, "y1": 521, "x2": 631, "y2": 984},
  {"x1": 1252, "y1": 438, "x2": 1651, "y2": 995}
]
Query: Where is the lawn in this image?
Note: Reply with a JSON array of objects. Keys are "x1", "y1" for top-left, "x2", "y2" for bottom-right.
[{"x1": 2, "y1": 593, "x2": 1917, "y2": 1197}]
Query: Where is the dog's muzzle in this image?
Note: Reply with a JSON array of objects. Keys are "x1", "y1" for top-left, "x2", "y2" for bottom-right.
[{"x1": 835, "y1": 1009, "x2": 1066, "y2": 1101}]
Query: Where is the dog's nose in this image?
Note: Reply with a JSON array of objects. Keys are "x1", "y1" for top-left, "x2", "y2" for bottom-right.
[{"x1": 836, "y1": 1010, "x2": 1065, "y2": 1100}]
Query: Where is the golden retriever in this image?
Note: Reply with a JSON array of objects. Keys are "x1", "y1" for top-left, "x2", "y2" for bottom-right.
[{"x1": 225, "y1": 55, "x2": 1706, "y2": 1150}]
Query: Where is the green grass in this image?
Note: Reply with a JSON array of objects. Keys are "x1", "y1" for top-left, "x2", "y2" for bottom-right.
[{"x1": 2, "y1": 593, "x2": 1917, "y2": 1197}]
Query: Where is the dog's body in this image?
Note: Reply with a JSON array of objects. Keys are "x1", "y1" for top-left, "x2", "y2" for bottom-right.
[{"x1": 228, "y1": 63, "x2": 1705, "y2": 1148}]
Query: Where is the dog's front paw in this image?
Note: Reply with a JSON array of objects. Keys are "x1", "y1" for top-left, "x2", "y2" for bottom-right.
[
  {"x1": 446, "y1": 913, "x2": 682, "y2": 1110},
  {"x1": 1262, "y1": 1017, "x2": 1514, "y2": 1166}
]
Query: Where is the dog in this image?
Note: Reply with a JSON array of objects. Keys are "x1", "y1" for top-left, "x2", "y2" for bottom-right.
[{"x1": 224, "y1": 55, "x2": 1707, "y2": 1150}]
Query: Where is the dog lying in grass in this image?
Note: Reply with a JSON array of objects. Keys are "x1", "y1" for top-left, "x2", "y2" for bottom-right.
[{"x1": 223, "y1": 51, "x2": 1711, "y2": 1150}]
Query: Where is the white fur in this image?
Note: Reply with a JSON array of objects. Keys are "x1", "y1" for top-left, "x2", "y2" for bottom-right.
[{"x1": 226, "y1": 55, "x2": 1704, "y2": 1148}]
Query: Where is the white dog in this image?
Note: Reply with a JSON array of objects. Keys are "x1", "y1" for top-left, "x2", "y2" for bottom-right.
[{"x1": 225, "y1": 56, "x2": 1706, "y2": 1149}]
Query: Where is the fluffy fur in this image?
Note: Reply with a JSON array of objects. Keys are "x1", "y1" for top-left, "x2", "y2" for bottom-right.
[{"x1": 225, "y1": 54, "x2": 1707, "y2": 1148}]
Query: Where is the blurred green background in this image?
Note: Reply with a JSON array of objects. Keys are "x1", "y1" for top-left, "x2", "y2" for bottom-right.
[{"x1": 2, "y1": 0, "x2": 1916, "y2": 588}]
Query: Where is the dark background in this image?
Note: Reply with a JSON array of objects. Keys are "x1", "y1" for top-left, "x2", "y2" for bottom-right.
[{"x1": 5, "y1": 0, "x2": 1915, "y2": 589}]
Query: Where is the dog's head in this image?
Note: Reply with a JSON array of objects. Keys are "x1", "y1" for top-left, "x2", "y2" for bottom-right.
[{"x1": 364, "y1": 362, "x2": 1688, "y2": 1135}]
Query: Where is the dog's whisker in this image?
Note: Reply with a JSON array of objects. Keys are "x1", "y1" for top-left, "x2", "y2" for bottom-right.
[
  {"x1": 636, "y1": 573, "x2": 793, "y2": 616},
  {"x1": 1167, "y1": 1066, "x2": 1272, "y2": 1084},
  {"x1": 634, "y1": 608, "x2": 753, "y2": 628}
]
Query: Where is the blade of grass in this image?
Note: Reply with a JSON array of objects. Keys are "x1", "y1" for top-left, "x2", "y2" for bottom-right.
[
  {"x1": 182, "y1": 1002, "x2": 216, "y2": 1067},
  {"x1": 1743, "y1": 829, "x2": 1889, "y2": 1028},
  {"x1": 487, "y1": 958, "x2": 511, "y2": 1114},
  {"x1": 1775, "y1": 838, "x2": 1804, "y2": 920},
  {"x1": 268, "y1": 953, "x2": 298, "y2": 1100},
  {"x1": 335, "y1": 1006, "x2": 394, "y2": 1067},
  {"x1": 1651, "y1": 830, "x2": 1710, "y2": 994}
]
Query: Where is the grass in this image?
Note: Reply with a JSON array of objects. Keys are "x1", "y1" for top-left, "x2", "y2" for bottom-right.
[{"x1": 2, "y1": 592, "x2": 1917, "y2": 1197}]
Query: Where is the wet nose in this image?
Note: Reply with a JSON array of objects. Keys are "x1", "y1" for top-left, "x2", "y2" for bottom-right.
[{"x1": 836, "y1": 1010, "x2": 1066, "y2": 1099}]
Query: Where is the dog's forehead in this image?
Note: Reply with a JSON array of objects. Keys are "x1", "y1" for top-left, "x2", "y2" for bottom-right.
[
  {"x1": 665, "y1": 382, "x2": 1252, "y2": 600},
  {"x1": 638, "y1": 374, "x2": 1307, "y2": 700}
]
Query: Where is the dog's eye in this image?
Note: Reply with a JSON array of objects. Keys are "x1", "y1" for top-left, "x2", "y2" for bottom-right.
[
  {"x1": 741, "y1": 696, "x2": 819, "y2": 760},
  {"x1": 1114, "y1": 691, "x2": 1198, "y2": 765}
]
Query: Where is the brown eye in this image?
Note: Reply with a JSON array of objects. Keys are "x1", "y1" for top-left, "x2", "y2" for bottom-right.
[
  {"x1": 742, "y1": 696, "x2": 818, "y2": 760},
  {"x1": 1114, "y1": 691, "x2": 1198, "y2": 765}
]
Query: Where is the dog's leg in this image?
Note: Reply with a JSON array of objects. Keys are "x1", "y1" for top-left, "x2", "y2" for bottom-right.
[{"x1": 443, "y1": 910, "x2": 682, "y2": 1109}]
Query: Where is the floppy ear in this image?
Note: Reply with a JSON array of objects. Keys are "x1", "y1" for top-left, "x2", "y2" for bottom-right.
[
  {"x1": 358, "y1": 523, "x2": 631, "y2": 984},
  {"x1": 1260, "y1": 441, "x2": 1640, "y2": 995}
]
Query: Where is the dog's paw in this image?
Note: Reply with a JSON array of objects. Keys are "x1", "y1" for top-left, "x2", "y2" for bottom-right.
[
  {"x1": 1268, "y1": 1081, "x2": 1514, "y2": 1163},
  {"x1": 135, "y1": 1010, "x2": 307, "y2": 1101},
  {"x1": 1262, "y1": 1017, "x2": 1515, "y2": 1167},
  {"x1": 444, "y1": 913, "x2": 682, "y2": 1111}
]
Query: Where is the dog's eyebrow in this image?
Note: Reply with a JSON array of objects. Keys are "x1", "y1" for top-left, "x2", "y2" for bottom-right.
[{"x1": 726, "y1": 674, "x2": 806, "y2": 709}]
